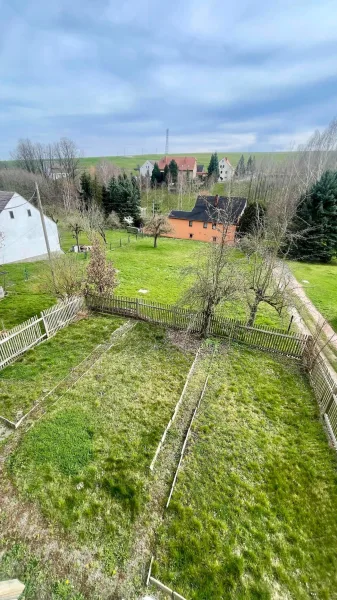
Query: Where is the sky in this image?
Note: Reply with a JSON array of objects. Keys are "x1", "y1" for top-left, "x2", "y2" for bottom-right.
[{"x1": 1, "y1": 0, "x2": 337, "y2": 158}]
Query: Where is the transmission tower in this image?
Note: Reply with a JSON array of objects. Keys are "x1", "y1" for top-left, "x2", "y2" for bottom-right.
[{"x1": 165, "y1": 128, "x2": 169, "y2": 155}]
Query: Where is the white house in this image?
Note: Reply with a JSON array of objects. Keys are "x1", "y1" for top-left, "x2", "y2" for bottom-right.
[
  {"x1": 219, "y1": 157, "x2": 235, "y2": 181},
  {"x1": 0, "y1": 191, "x2": 61, "y2": 264},
  {"x1": 139, "y1": 160, "x2": 155, "y2": 177}
]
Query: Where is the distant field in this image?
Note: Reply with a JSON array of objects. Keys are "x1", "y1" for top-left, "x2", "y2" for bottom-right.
[{"x1": 79, "y1": 152, "x2": 292, "y2": 172}]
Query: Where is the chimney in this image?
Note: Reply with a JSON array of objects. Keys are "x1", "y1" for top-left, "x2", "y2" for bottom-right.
[{"x1": 214, "y1": 194, "x2": 219, "y2": 207}]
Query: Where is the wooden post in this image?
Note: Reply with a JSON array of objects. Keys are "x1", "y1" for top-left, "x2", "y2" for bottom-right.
[
  {"x1": 35, "y1": 182, "x2": 56, "y2": 291},
  {"x1": 0, "y1": 579, "x2": 25, "y2": 600}
]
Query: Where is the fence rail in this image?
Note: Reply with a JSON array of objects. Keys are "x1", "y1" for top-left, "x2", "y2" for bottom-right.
[
  {"x1": 305, "y1": 342, "x2": 337, "y2": 448},
  {"x1": 86, "y1": 294, "x2": 309, "y2": 358},
  {"x1": 0, "y1": 296, "x2": 84, "y2": 372},
  {"x1": 41, "y1": 296, "x2": 84, "y2": 336}
]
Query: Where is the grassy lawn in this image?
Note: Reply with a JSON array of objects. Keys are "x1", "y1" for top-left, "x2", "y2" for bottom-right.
[
  {"x1": 0, "y1": 314, "x2": 124, "y2": 422},
  {"x1": 1, "y1": 230, "x2": 290, "y2": 330},
  {"x1": 7, "y1": 322, "x2": 194, "y2": 577},
  {"x1": 154, "y1": 344, "x2": 337, "y2": 600},
  {"x1": 289, "y1": 260, "x2": 337, "y2": 331}
]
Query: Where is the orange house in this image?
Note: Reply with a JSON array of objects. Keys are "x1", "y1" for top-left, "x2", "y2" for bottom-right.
[{"x1": 165, "y1": 195, "x2": 247, "y2": 243}]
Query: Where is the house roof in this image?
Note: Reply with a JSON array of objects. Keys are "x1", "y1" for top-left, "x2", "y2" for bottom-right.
[
  {"x1": 158, "y1": 156, "x2": 197, "y2": 171},
  {"x1": 169, "y1": 195, "x2": 247, "y2": 225},
  {"x1": 0, "y1": 191, "x2": 15, "y2": 213}
]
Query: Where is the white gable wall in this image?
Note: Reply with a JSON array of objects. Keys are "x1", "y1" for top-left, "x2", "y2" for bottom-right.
[
  {"x1": 140, "y1": 160, "x2": 154, "y2": 177},
  {"x1": 0, "y1": 193, "x2": 61, "y2": 264},
  {"x1": 219, "y1": 158, "x2": 234, "y2": 181}
]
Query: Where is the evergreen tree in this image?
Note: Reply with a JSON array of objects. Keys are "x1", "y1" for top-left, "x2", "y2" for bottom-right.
[
  {"x1": 151, "y1": 162, "x2": 162, "y2": 186},
  {"x1": 289, "y1": 170, "x2": 337, "y2": 262},
  {"x1": 169, "y1": 159, "x2": 178, "y2": 183},
  {"x1": 235, "y1": 155, "x2": 246, "y2": 178},
  {"x1": 92, "y1": 175, "x2": 102, "y2": 206},
  {"x1": 246, "y1": 156, "x2": 253, "y2": 175},
  {"x1": 108, "y1": 176, "x2": 122, "y2": 215},
  {"x1": 207, "y1": 153, "x2": 220, "y2": 178},
  {"x1": 79, "y1": 172, "x2": 93, "y2": 209},
  {"x1": 237, "y1": 203, "x2": 265, "y2": 236},
  {"x1": 101, "y1": 184, "x2": 110, "y2": 216},
  {"x1": 163, "y1": 164, "x2": 169, "y2": 182}
]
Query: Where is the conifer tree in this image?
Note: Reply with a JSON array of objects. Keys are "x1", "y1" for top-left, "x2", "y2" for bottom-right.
[
  {"x1": 151, "y1": 162, "x2": 162, "y2": 186},
  {"x1": 163, "y1": 164, "x2": 169, "y2": 182},
  {"x1": 235, "y1": 155, "x2": 246, "y2": 178},
  {"x1": 169, "y1": 159, "x2": 178, "y2": 183},
  {"x1": 289, "y1": 170, "x2": 337, "y2": 262},
  {"x1": 101, "y1": 184, "x2": 110, "y2": 216},
  {"x1": 79, "y1": 172, "x2": 93, "y2": 209},
  {"x1": 207, "y1": 153, "x2": 220, "y2": 178}
]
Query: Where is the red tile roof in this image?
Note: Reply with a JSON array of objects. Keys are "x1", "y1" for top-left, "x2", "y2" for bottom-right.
[{"x1": 158, "y1": 156, "x2": 197, "y2": 171}]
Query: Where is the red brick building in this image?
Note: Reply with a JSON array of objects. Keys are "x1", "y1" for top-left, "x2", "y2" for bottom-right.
[{"x1": 165, "y1": 195, "x2": 247, "y2": 243}]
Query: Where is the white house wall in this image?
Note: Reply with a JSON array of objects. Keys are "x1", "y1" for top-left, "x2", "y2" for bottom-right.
[
  {"x1": 140, "y1": 161, "x2": 154, "y2": 177},
  {"x1": 0, "y1": 193, "x2": 61, "y2": 264}
]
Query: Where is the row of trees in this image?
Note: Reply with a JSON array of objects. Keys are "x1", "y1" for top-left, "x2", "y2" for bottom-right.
[
  {"x1": 235, "y1": 155, "x2": 256, "y2": 178},
  {"x1": 150, "y1": 160, "x2": 178, "y2": 185},
  {"x1": 80, "y1": 172, "x2": 141, "y2": 224},
  {"x1": 11, "y1": 138, "x2": 81, "y2": 180}
]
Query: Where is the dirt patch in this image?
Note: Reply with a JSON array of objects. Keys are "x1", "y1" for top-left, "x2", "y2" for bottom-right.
[{"x1": 166, "y1": 329, "x2": 200, "y2": 353}]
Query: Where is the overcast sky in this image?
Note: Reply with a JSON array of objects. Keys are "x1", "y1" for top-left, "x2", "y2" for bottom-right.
[{"x1": 1, "y1": 0, "x2": 337, "y2": 158}]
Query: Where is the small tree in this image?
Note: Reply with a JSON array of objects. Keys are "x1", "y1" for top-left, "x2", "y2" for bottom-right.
[
  {"x1": 151, "y1": 163, "x2": 162, "y2": 186},
  {"x1": 40, "y1": 254, "x2": 85, "y2": 299},
  {"x1": 66, "y1": 211, "x2": 88, "y2": 249},
  {"x1": 85, "y1": 235, "x2": 117, "y2": 295},
  {"x1": 169, "y1": 159, "x2": 178, "y2": 183},
  {"x1": 208, "y1": 152, "x2": 219, "y2": 178},
  {"x1": 235, "y1": 155, "x2": 246, "y2": 178},
  {"x1": 163, "y1": 164, "x2": 169, "y2": 182},
  {"x1": 145, "y1": 214, "x2": 173, "y2": 247},
  {"x1": 85, "y1": 203, "x2": 107, "y2": 243},
  {"x1": 79, "y1": 172, "x2": 93, "y2": 209},
  {"x1": 237, "y1": 202, "x2": 265, "y2": 237},
  {"x1": 106, "y1": 211, "x2": 121, "y2": 229}
]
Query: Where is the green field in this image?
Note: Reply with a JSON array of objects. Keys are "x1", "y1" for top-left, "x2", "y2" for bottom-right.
[
  {"x1": 7, "y1": 322, "x2": 193, "y2": 580},
  {"x1": 79, "y1": 152, "x2": 291, "y2": 172},
  {"x1": 289, "y1": 260, "x2": 337, "y2": 331},
  {"x1": 0, "y1": 230, "x2": 291, "y2": 331},
  {"x1": 0, "y1": 314, "x2": 124, "y2": 422},
  {"x1": 154, "y1": 345, "x2": 337, "y2": 600}
]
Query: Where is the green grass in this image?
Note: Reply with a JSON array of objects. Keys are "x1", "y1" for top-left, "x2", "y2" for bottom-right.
[
  {"x1": 154, "y1": 345, "x2": 337, "y2": 599},
  {"x1": 0, "y1": 229, "x2": 291, "y2": 330},
  {"x1": 8, "y1": 322, "x2": 194, "y2": 575},
  {"x1": 0, "y1": 314, "x2": 124, "y2": 421},
  {"x1": 289, "y1": 260, "x2": 337, "y2": 331},
  {"x1": 0, "y1": 542, "x2": 85, "y2": 600},
  {"x1": 78, "y1": 152, "x2": 292, "y2": 172}
]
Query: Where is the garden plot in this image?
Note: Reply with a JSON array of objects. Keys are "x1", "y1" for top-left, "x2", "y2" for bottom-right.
[
  {"x1": 7, "y1": 322, "x2": 194, "y2": 580},
  {"x1": 0, "y1": 314, "x2": 125, "y2": 423},
  {"x1": 153, "y1": 345, "x2": 337, "y2": 600}
]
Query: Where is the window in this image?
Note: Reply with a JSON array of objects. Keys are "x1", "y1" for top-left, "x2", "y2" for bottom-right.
[
  {"x1": 27, "y1": 209, "x2": 32, "y2": 217},
  {"x1": 189, "y1": 233, "x2": 193, "y2": 239},
  {"x1": 212, "y1": 222, "x2": 216, "y2": 230},
  {"x1": 189, "y1": 220, "x2": 193, "y2": 227},
  {"x1": 203, "y1": 222, "x2": 208, "y2": 229},
  {"x1": 213, "y1": 236, "x2": 217, "y2": 242},
  {"x1": 9, "y1": 211, "x2": 14, "y2": 219}
]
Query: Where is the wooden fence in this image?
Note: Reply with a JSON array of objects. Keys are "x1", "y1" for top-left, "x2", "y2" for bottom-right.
[
  {"x1": 41, "y1": 296, "x2": 84, "y2": 337},
  {"x1": 0, "y1": 316, "x2": 45, "y2": 370},
  {"x1": 0, "y1": 297, "x2": 84, "y2": 372},
  {"x1": 86, "y1": 294, "x2": 309, "y2": 358},
  {"x1": 305, "y1": 343, "x2": 337, "y2": 449}
]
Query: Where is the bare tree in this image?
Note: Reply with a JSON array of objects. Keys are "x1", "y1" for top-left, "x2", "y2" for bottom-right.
[
  {"x1": 85, "y1": 235, "x2": 117, "y2": 295},
  {"x1": 95, "y1": 159, "x2": 120, "y2": 187},
  {"x1": 106, "y1": 211, "x2": 121, "y2": 229},
  {"x1": 182, "y1": 201, "x2": 244, "y2": 337},
  {"x1": 40, "y1": 254, "x2": 85, "y2": 299},
  {"x1": 145, "y1": 214, "x2": 173, "y2": 247},
  {"x1": 85, "y1": 204, "x2": 107, "y2": 243},
  {"x1": 54, "y1": 137, "x2": 81, "y2": 181},
  {"x1": 66, "y1": 210, "x2": 89, "y2": 249},
  {"x1": 11, "y1": 137, "x2": 81, "y2": 181}
]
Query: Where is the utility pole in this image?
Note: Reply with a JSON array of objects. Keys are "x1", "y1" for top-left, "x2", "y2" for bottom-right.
[{"x1": 35, "y1": 182, "x2": 56, "y2": 290}]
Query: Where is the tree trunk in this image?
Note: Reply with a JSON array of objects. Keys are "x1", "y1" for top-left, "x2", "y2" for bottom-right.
[
  {"x1": 247, "y1": 297, "x2": 260, "y2": 327},
  {"x1": 201, "y1": 306, "x2": 213, "y2": 338},
  {"x1": 154, "y1": 235, "x2": 158, "y2": 248}
]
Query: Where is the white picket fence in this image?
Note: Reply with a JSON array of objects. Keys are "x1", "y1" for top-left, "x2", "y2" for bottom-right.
[
  {"x1": 41, "y1": 296, "x2": 84, "y2": 337},
  {"x1": 0, "y1": 296, "x2": 84, "y2": 371}
]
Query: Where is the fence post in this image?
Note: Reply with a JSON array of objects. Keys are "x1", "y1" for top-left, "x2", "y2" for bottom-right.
[
  {"x1": 136, "y1": 297, "x2": 139, "y2": 318},
  {"x1": 41, "y1": 312, "x2": 50, "y2": 338}
]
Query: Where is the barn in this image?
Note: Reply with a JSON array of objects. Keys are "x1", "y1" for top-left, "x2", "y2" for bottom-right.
[{"x1": 0, "y1": 191, "x2": 61, "y2": 264}]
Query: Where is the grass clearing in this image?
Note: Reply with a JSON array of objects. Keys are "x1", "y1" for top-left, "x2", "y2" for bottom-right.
[
  {"x1": 154, "y1": 344, "x2": 337, "y2": 599},
  {"x1": 0, "y1": 314, "x2": 124, "y2": 421},
  {"x1": 2, "y1": 230, "x2": 289, "y2": 330},
  {"x1": 289, "y1": 260, "x2": 337, "y2": 331},
  {"x1": 8, "y1": 322, "x2": 194, "y2": 576}
]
